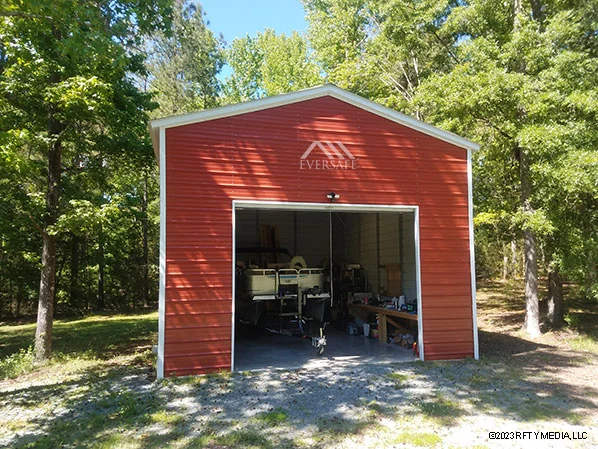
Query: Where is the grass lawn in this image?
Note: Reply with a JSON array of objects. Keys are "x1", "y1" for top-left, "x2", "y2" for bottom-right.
[
  {"x1": 0, "y1": 313, "x2": 158, "y2": 379},
  {"x1": 0, "y1": 283, "x2": 597, "y2": 449}
]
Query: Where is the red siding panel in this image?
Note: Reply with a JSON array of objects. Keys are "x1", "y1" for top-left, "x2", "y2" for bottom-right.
[{"x1": 164, "y1": 96, "x2": 474, "y2": 375}]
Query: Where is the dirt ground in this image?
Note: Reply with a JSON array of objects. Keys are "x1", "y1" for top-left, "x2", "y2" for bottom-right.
[{"x1": 476, "y1": 280, "x2": 598, "y2": 400}]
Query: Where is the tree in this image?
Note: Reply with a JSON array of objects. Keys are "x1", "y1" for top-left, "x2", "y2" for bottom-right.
[
  {"x1": 0, "y1": 0, "x2": 171, "y2": 361},
  {"x1": 413, "y1": 0, "x2": 598, "y2": 335},
  {"x1": 147, "y1": 0, "x2": 224, "y2": 117},
  {"x1": 223, "y1": 29, "x2": 323, "y2": 103},
  {"x1": 303, "y1": 0, "x2": 458, "y2": 115}
]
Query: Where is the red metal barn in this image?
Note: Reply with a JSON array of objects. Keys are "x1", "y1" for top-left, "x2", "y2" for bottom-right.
[{"x1": 150, "y1": 85, "x2": 479, "y2": 378}]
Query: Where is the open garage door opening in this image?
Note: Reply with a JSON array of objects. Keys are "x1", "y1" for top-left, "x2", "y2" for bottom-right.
[{"x1": 232, "y1": 202, "x2": 422, "y2": 372}]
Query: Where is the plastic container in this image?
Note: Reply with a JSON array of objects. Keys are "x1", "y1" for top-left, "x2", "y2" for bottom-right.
[
  {"x1": 399, "y1": 295, "x2": 406, "y2": 308},
  {"x1": 363, "y1": 323, "x2": 370, "y2": 337}
]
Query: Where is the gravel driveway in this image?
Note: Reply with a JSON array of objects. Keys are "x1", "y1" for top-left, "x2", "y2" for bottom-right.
[{"x1": 2, "y1": 345, "x2": 596, "y2": 449}]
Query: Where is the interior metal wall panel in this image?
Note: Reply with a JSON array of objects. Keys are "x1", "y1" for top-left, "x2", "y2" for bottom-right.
[
  {"x1": 162, "y1": 96, "x2": 474, "y2": 376},
  {"x1": 359, "y1": 214, "x2": 378, "y2": 293}
]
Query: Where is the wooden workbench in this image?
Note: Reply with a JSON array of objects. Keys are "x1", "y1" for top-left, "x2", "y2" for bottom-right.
[{"x1": 349, "y1": 304, "x2": 417, "y2": 344}]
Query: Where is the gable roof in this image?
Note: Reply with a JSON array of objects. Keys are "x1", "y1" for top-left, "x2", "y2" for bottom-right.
[{"x1": 149, "y1": 84, "x2": 480, "y2": 157}]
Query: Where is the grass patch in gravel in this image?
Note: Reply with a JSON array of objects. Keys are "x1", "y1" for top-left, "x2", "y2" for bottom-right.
[
  {"x1": 0, "y1": 418, "x2": 31, "y2": 434},
  {"x1": 217, "y1": 429, "x2": 272, "y2": 448},
  {"x1": 415, "y1": 393, "x2": 465, "y2": 426},
  {"x1": 507, "y1": 396, "x2": 583, "y2": 423},
  {"x1": 317, "y1": 415, "x2": 371, "y2": 436},
  {"x1": 151, "y1": 410, "x2": 185, "y2": 426},
  {"x1": 253, "y1": 407, "x2": 289, "y2": 425},
  {"x1": 366, "y1": 399, "x2": 385, "y2": 416},
  {"x1": 185, "y1": 434, "x2": 217, "y2": 448},
  {"x1": 391, "y1": 431, "x2": 442, "y2": 447},
  {"x1": 386, "y1": 371, "x2": 409, "y2": 389},
  {"x1": 90, "y1": 433, "x2": 141, "y2": 449}
]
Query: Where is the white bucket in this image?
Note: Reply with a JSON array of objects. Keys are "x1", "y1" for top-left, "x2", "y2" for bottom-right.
[{"x1": 363, "y1": 323, "x2": 370, "y2": 337}]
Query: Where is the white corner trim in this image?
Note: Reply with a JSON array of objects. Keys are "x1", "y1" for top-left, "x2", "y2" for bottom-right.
[
  {"x1": 467, "y1": 149, "x2": 479, "y2": 360},
  {"x1": 414, "y1": 207, "x2": 424, "y2": 361},
  {"x1": 157, "y1": 126, "x2": 166, "y2": 379},
  {"x1": 231, "y1": 205, "x2": 236, "y2": 372},
  {"x1": 149, "y1": 84, "x2": 480, "y2": 152}
]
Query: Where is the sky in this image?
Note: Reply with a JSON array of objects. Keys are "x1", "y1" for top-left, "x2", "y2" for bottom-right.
[{"x1": 200, "y1": 0, "x2": 308, "y2": 44}]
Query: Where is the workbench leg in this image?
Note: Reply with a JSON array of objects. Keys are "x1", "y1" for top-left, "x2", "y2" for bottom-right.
[{"x1": 378, "y1": 314, "x2": 387, "y2": 344}]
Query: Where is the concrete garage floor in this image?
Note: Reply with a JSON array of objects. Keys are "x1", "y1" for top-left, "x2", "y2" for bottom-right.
[{"x1": 234, "y1": 326, "x2": 416, "y2": 372}]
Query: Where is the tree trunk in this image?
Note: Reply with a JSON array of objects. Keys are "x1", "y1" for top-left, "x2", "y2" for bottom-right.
[
  {"x1": 36, "y1": 232, "x2": 57, "y2": 361},
  {"x1": 511, "y1": 239, "x2": 517, "y2": 278},
  {"x1": 520, "y1": 147, "x2": 541, "y2": 338},
  {"x1": 547, "y1": 266, "x2": 564, "y2": 329},
  {"x1": 502, "y1": 249, "x2": 508, "y2": 280},
  {"x1": 142, "y1": 173, "x2": 149, "y2": 308},
  {"x1": 70, "y1": 234, "x2": 80, "y2": 308},
  {"x1": 35, "y1": 136, "x2": 61, "y2": 362},
  {"x1": 97, "y1": 222, "x2": 105, "y2": 310},
  {"x1": 513, "y1": 0, "x2": 523, "y2": 28}
]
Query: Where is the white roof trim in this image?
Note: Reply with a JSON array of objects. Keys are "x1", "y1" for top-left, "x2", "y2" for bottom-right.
[{"x1": 149, "y1": 84, "x2": 480, "y2": 153}]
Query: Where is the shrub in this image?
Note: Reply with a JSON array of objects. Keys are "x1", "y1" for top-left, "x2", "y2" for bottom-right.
[{"x1": 0, "y1": 346, "x2": 35, "y2": 379}]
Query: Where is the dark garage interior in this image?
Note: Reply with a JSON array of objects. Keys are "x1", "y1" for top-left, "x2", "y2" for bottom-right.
[{"x1": 233, "y1": 206, "x2": 420, "y2": 371}]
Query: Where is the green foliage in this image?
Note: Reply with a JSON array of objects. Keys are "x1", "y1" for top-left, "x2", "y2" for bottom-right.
[
  {"x1": 222, "y1": 29, "x2": 323, "y2": 103},
  {"x1": 0, "y1": 346, "x2": 34, "y2": 379},
  {"x1": 0, "y1": 1, "x2": 168, "y2": 318},
  {"x1": 147, "y1": 0, "x2": 224, "y2": 117},
  {"x1": 303, "y1": 0, "x2": 458, "y2": 113},
  {"x1": 410, "y1": 0, "x2": 598, "y2": 292},
  {"x1": 254, "y1": 408, "x2": 289, "y2": 426}
]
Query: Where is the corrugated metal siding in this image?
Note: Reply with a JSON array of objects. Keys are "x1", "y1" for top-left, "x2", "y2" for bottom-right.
[{"x1": 164, "y1": 96, "x2": 473, "y2": 375}]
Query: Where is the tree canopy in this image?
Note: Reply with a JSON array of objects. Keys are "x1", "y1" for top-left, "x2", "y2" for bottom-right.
[
  {"x1": 146, "y1": 0, "x2": 224, "y2": 117},
  {"x1": 222, "y1": 28, "x2": 323, "y2": 103}
]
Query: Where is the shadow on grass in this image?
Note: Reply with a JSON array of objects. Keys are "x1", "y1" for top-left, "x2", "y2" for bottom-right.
[
  {"x1": 0, "y1": 313, "x2": 157, "y2": 359},
  {"x1": 565, "y1": 295, "x2": 598, "y2": 349},
  {"x1": 469, "y1": 330, "x2": 596, "y2": 422}
]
